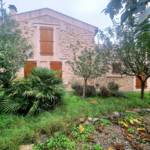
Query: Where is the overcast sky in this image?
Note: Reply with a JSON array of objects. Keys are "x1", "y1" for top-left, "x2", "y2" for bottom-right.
[{"x1": 4, "y1": 0, "x2": 112, "y2": 30}]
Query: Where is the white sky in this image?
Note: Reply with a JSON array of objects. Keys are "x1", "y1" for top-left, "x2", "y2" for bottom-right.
[{"x1": 4, "y1": 0, "x2": 112, "y2": 30}]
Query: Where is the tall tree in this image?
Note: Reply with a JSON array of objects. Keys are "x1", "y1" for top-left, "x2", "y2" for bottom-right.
[
  {"x1": 68, "y1": 43, "x2": 108, "y2": 100},
  {"x1": 0, "y1": 8, "x2": 33, "y2": 88},
  {"x1": 98, "y1": 21, "x2": 150, "y2": 99},
  {"x1": 102, "y1": 0, "x2": 150, "y2": 25},
  {"x1": 0, "y1": 0, "x2": 5, "y2": 9}
]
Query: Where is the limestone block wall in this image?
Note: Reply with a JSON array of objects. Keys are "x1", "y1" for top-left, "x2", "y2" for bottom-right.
[
  {"x1": 15, "y1": 14, "x2": 96, "y2": 85},
  {"x1": 97, "y1": 75, "x2": 134, "y2": 92}
]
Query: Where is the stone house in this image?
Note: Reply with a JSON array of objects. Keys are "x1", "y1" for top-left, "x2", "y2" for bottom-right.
[{"x1": 8, "y1": 5, "x2": 150, "y2": 92}]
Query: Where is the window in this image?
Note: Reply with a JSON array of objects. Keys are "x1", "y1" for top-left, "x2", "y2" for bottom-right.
[
  {"x1": 112, "y1": 62, "x2": 121, "y2": 74},
  {"x1": 24, "y1": 61, "x2": 37, "y2": 77},
  {"x1": 40, "y1": 26, "x2": 54, "y2": 56}
]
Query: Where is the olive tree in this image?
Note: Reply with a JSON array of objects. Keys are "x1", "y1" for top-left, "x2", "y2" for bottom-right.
[
  {"x1": 98, "y1": 21, "x2": 150, "y2": 99},
  {"x1": 68, "y1": 43, "x2": 108, "y2": 99}
]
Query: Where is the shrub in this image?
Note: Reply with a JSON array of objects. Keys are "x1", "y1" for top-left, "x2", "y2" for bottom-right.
[
  {"x1": 85, "y1": 85, "x2": 96, "y2": 97},
  {"x1": 71, "y1": 82, "x2": 83, "y2": 96},
  {"x1": 0, "y1": 67, "x2": 65, "y2": 116},
  {"x1": 108, "y1": 81, "x2": 119, "y2": 93},
  {"x1": 115, "y1": 91, "x2": 128, "y2": 98},
  {"x1": 72, "y1": 83, "x2": 96, "y2": 97},
  {"x1": 100, "y1": 86, "x2": 110, "y2": 97}
]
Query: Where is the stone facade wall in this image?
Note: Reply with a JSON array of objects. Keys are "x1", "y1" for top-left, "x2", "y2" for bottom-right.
[
  {"x1": 97, "y1": 76, "x2": 134, "y2": 92},
  {"x1": 16, "y1": 15, "x2": 95, "y2": 85},
  {"x1": 15, "y1": 12, "x2": 136, "y2": 92}
]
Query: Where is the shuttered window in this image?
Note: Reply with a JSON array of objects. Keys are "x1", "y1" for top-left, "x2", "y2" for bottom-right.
[
  {"x1": 50, "y1": 61, "x2": 62, "y2": 78},
  {"x1": 113, "y1": 62, "x2": 121, "y2": 74},
  {"x1": 136, "y1": 73, "x2": 147, "y2": 89},
  {"x1": 40, "y1": 26, "x2": 54, "y2": 56},
  {"x1": 24, "y1": 61, "x2": 37, "y2": 77}
]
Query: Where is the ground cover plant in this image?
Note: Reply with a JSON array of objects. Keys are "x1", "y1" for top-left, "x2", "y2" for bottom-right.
[
  {"x1": 0, "y1": 92, "x2": 150, "y2": 149},
  {"x1": 32, "y1": 110, "x2": 150, "y2": 150}
]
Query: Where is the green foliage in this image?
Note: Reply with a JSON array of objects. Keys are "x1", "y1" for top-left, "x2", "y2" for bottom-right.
[
  {"x1": 98, "y1": 119, "x2": 112, "y2": 126},
  {"x1": 32, "y1": 142, "x2": 46, "y2": 150},
  {"x1": 46, "y1": 134, "x2": 76, "y2": 150},
  {"x1": 102, "y1": 0, "x2": 150, "y2": 25},
  {"x1": 68, "y1": 42, "x2": 108, "y2": 99},
  {"x1": 98, "y1": 20, "x2": 150, "y2": 99},
  {"x1": 71, "y1": 124, "x2": 95, "y2": 142},
  {"x1": 0, "y1": 67, "x2": 65, "y2": 116},
  {"x1": 82, "y1": 143, "x2": 90, "y2": 150},
  {"x1": 33, "y1": 135, "x2": 76, "y2": 150},
  {"x1": 71, "y1": 82, "x2": 96, "y2": 97},
  {"x1": 108, "y1": 81, "x2": 119, "y2": 93},
  {"x1": 0, "y1": 8, "x2": 33, "y2": 88},
  {"x1": 124, "y1": 113, "x2": 140, "y2": 122},
  {"x1": 93, "y1": 144, "x2": 102, "y2": 150},
  {"x1": 100, "y1": 86, "x2": 110, "y2": 97},
  {"x1": 127, "y1": 128, "x2": 135, "y2": 134},
  {"x1": 0, "y1": 92, "x2": 150, "y2": 150},
  {"x1": 72, "y1": 85, "x2": 83, "y2": 96},
  {"x1": 118, "y1": 121, "x2": 122, "y2": 126},
  {"x1": 138, "y1": 123, "x2": 144, "y2": 126},
  {"x1": 115, "y1": 91, "x2": 128, "y2": 98},
  {"x1": 142, "y1": 140, "x2": 146, "y2": 144}
]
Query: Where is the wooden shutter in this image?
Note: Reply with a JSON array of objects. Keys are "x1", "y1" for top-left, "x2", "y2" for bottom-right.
[
  {"x1": 40, "y1": 26, "x2": 53, "y2": 56},
  {"x1": 24, "y1": 61, "x2": 37, "y2": 77},
  {"x1": 50, "y1": 61, "x2": 62, "y2": 78},
  {"x1": 136, "y1": 73, "x2": 147, "y2": 89},
  {"x1": 113, "y1": 62, "x2": 121, "y2": 73}
]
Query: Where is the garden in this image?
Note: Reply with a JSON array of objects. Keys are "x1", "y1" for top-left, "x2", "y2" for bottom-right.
[
  {"x1": 0, "y1": 73, "x2": 150, "y2": 150},
  {"x1": 1, "y1": 1, "x2": 150, "y2": 150}
]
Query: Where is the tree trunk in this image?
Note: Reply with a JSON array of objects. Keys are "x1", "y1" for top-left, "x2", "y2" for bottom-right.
[
  {"x1": 83, "y1": 78, "x2": 87, "y2": 100},
  {"x1": 141, "y1": 81, "x2": 145, "y2": 99}
]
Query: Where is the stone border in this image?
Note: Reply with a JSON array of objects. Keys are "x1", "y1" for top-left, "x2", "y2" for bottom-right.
[{"x1": 79, "y1": 108, "x2": 150, "y2": 125}]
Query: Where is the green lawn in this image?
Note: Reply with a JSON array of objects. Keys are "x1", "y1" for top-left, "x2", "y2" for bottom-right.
[{"x1": 0, "y1": 91, "x2": 150, "y2": 150}]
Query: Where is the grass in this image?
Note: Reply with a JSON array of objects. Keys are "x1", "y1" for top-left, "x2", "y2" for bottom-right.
[{"x1": 0, "y1": 91, "x2": 150, "y2": 150}]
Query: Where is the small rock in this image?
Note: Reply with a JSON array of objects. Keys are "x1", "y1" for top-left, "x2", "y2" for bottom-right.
[
  {"x1": 119, "y1": 112, "x2": 125, "y2": 117},
  {"x1": 146, "y1": 126, "x2": 150, "y2": 133},
  {"x1": 102, "y1": 116, "x2": 110, "y2": 120},
  {"x1": 141, "y1": 108, "x2": 150, "y2": 112},
  {"x1": 19, "y1": 144, "x2": 34, "y2": 150},
  {"x1": 84, "y1": 120, "x2": 90, "y2": 125},
  {"x1": 102, "y1": 115, "x2": 116, "y2": 120},
  {"x1": 93, "y1": 118, "x2": 100, "y2": 123},
  {"x1": 133, "y1": 109, "x2": 141, "y2": 112},
  {"x1": 125, "y1": 111, "x2": 136, "y2": 113},
  {"x1": 113, "y1": 112, "x2": 120, "y2": 118},
  {"x1": 94, "y1": 130, "x2": 99, "y2": 135},
  {"x1": 88, "y1": 118, "x2": 93, "y2": 122},
  {"x1": 37, "y1": 134, "x2": 49, "y2": 144},
  {"x1": 79, "y1": 118, "x2": 85, "y2": 123}
]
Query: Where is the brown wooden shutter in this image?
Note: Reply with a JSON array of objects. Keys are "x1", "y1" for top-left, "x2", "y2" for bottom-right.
[
  {"x1": 136, "y1": 73, "x2": 147, "y2": 89},
  {"x1": 50, "y1": 61, "x2": 62, "y2": 78},
  {"x1": 40, "y1": 26, "x2": 53, "y2": 56},
  {"x1": 113, "y1": 62, "x2": 121, "y2": 73},
  {"x1": 24, "y1": 61, "x2": 37, "y2": 77}
]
